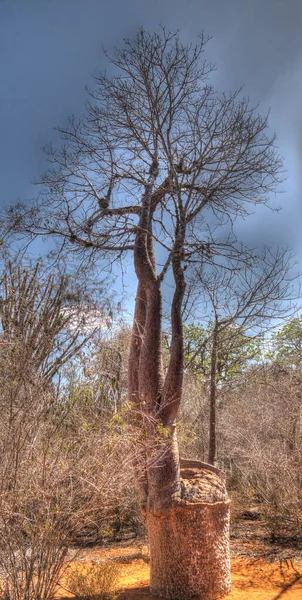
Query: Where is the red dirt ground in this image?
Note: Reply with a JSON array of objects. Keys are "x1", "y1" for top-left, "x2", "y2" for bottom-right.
[{"x1": 57, "y1": 543, "x2": 302, "y2": 600}]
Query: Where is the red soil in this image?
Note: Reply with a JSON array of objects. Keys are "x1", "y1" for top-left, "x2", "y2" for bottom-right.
[{"x1": 57, "y1": 543, "x2": 302, "y2": 600}]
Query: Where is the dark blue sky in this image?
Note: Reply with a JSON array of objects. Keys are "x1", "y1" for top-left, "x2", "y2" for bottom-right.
[{"x1": 1, "y1": 0, "x2": 302, "y2": 260}]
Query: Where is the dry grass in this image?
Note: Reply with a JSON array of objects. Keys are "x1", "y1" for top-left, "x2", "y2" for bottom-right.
[{"x1": 66, "y1": 562, "x2": 120, "y2": 600}]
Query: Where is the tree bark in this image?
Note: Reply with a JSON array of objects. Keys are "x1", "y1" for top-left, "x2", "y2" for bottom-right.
[{"x1": 148, "y1": 460, "x2": 231, "y2": 600}]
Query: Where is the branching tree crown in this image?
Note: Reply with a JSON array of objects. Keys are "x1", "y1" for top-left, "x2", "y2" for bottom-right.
[
  {"x1": 6, "y1": 30, "x2": 281, "y2": 265},
  {"x1": 184, "y1": 321, "x2": 262, "y2": 383}
]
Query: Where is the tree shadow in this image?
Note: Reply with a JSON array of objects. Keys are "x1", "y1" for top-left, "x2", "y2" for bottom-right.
[
  {"x1": 271, "y1": 573, "x2": 302, "y2": 599},
  {"x1": 118, "y1": 586, "x2": 160, "y2": 599},
  {"x1": 57, "y1": 585, "x2": 160, "y2": 600}
]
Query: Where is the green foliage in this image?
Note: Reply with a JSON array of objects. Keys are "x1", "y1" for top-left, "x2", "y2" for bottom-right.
[
  {"x1": 184, "y1": 321, "x2": 262, "y2": 383},
  {"x1": 271, "y1": 317, "x2": 302, "y2": 366},
  {"x1": 67, "y1": 561, "x2": 120, "y2": 600}
]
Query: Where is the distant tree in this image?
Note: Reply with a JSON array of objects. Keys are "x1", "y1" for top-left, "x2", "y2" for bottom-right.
[
  {"x1": 184, "y1": 249, "x2": 295, "y2": 465},
  {"x1": 78, "y1": 326, "x2": 131, "y2": 414},
  {"x1": 3, "y1": 29, "x2": 284, "y2": 599},
  {"x1": 184, "y1": 321, "x2": 261, "y2": 382}
]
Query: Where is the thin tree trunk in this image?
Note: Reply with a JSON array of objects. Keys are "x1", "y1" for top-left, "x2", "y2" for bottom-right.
[{"x1": 209, "y1": 320, "x2": 218, "y2": 465}]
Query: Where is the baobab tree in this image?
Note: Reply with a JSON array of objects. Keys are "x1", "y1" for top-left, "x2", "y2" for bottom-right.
[{"x1": 4, "y1": 29, "x2": 283, "y2": 599}]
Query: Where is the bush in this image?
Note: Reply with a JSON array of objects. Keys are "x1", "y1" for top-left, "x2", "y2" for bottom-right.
[
  {"x1": 180, "y1": 364, "x2": 302, "y2": 539},
  {"x1": 0, "y1": 338, "x2": 136, "y2": 599},
  {"x1": 218, "y1": 366, "x2": 302, "y2": 537},
  {"x1": 0, "y1": 262, "x2": 142, "y2": 599},
  {"x1": 67, "y1": 562, "x2": 120, "y2": 600}
]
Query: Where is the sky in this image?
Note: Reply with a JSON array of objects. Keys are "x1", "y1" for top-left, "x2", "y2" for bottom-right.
[{"x1": 1, "y1": 0, "x2": 302, "y2": 286}]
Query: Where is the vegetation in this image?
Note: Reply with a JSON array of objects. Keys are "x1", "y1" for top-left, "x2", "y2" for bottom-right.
[
  {"x1": 270, "y1": 316, "x2": 302, "y2": 366},
  {"x1": 0, "y1": 27, "x2": 301, "y2": 600},
  {"x1": 183, "y1": 251, "x2": 294, "y2": 464},
  {"x1": 180, "y1": 356, "x2": 302, "y2": 539},
  {"x1": 184, "y1": 321, "x2": 262, "y2": 383},
  {"x1": 66, "y1": 562, "x2": 120, "y2": 600},
  {"x1": 0, "y1": 255, "x2": 301, "y2": 597}
]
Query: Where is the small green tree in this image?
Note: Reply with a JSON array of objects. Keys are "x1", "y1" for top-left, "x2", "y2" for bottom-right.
[
  {"x1": 184, "y1": 320, "x2": 262, "y2": 465},
  {"x1": 184, "y1": 321, "x2": 261, "y2": 384},
  {"x1": 271, "y1": 317, "x2": 302, "y2": 367}
]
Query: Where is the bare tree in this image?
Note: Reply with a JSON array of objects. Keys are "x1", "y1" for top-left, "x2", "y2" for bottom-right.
[
  {"x1": 0, "y1": 343, "x2": 137, "y2": 600},
  {"x1": 0, "y1": 260, "x2": 100, "y2": 382},
  {"x1": 185, "y1": 248, "x2": 297, "y2": 466},
  {"x1": 3, "y1": 29, "x2": 283, "y2": 599}
]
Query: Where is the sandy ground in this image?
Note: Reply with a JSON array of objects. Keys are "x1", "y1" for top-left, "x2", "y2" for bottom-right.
[{"x1": 57, "y1": 543, "x2": 302, "y2": 600}]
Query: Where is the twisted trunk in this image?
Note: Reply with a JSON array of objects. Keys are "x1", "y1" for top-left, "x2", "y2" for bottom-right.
[{"x1": 128, "y1": 177, "x2": 231, "y2": 599}]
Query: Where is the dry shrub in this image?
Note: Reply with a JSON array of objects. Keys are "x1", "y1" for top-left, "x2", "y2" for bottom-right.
[
  {"x1": 180, "y1": 364, "x2": 302, "y2": 539},
  {"x1": 66, "y1": 562, "x2": 120, "y2": 600},
  {"x1": 178, "y1": 373, "x2": 209, "y2": 461},
  {"x1": 218, "y1": 364, "x2": 302, "y2": 538},
  {"x1": 0, "y1": 367, "x2": 72, "y2": 599},
  {"x1": 55, "y1": 379, "x2": 144, "y2": 545},
  {"x1": 0, "y1": 260, "x2": 144, "y2": 600},
  {"x1": 0, "y1": 337, "x2": 137, "y2": 600}
]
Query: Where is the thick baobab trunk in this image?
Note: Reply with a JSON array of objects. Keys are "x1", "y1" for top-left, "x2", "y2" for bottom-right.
[
  {"x1": 129, "y1": 173, "x2": 231, "y2": 599},
  {"x1": 129, "y1": 309, "x2": 231, "y2": 596},
  {"x1": 147, "y1": 459, "x2": 231, "y2": 600}
]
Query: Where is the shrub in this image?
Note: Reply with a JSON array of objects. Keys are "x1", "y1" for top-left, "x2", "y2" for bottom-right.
[
  {"x1": 67, "y1": 561, "x2": 120, "y2": 600},
  {"x1": 180, "y1": 364, "x2": 302, "y2": 539},
  {"x1": 0, "y1": 341, "x2": 134, "y2": 599}
]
